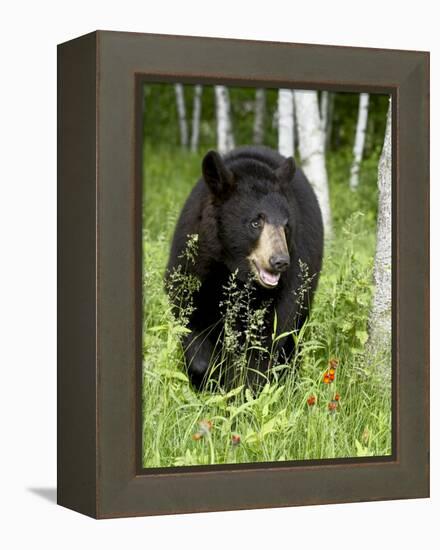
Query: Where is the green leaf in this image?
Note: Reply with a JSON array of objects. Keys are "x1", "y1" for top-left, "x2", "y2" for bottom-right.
[
  {"x1": 226, "y1": 401, "x2": 253, "y2": 421},
  {"x1": 205, "y1": 394, "x2": 228, "y2": 405},
  {"x1": 147, "y1": 325, "x2": 168, "y2": 332},
  {"x1": 272, "y1": 310, "x2": 278, "y2": 339},
  {"x1": 271, "y1": 386, "x2": 284, "y2": 403},
  {"x1": 273, "y1": 331, "x2": 294, "y2": 343},
  {"x1": 339, "y1": 320, "x2": 353, "y2": 333},
  {"x1": 356, "y1": 294, "x2": 370, "y2": 306},
  {"x1": 171, "y1": 325, "x2": 191, "y2": 335},
  {"x1": 245, "y1": 430, "x2": 258, "y2": 444},
  {"x1": 225, "y1": 385, "x2": 245, "y2": 399},
  {"x1": 245, "y1": 389, "x2": 254, "y2": 403},
  {"x1": 356, "y1": 330, "x2": 369, "y2": 346},
  {"x1": 155, "y1": 368, "x2": 189, "y2": 382},
  {"x1": 165, "y1": 371, "x2": 189, "y2": 382},
  {"x1": 355, "y1": 439, "x2": 373, "y2": 457},
  {"x1": 260, "y1": 417, "x2": 277, "y2": 437}
]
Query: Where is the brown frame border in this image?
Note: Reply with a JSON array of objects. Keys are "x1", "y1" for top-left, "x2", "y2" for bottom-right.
[{"x1": 57, "y1": 30, "x2": 429, "y2": 518}]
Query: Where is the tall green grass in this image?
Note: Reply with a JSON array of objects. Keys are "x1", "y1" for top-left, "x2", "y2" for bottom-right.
[{"x1": 142, "y1": 144, "x2": 391, "y2": 468}]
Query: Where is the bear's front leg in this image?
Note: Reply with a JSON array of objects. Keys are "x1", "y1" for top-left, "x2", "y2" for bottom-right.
[{"x1": 182, "y1": 330, "x2": 215, "y2": 390}]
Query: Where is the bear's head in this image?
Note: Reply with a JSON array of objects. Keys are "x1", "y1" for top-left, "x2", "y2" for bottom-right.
[{"x1": 202, "y1": 150, "x2": 297, "y2": 289}]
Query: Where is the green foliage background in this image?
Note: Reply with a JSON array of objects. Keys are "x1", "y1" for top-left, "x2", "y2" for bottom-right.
[{"x1": 142, "y1": 84, "x2": 391, "y2": 467}]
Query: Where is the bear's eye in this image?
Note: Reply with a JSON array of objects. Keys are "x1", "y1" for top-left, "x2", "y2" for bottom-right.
[{"x1": 250, "y1": 219, "x2": 262, "y2": 230}]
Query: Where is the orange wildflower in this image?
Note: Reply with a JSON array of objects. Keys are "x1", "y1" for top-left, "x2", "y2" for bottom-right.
[
  {"x1": 231, "y1": 434, "x2": 241, "y2": 446},
  {"x1": 307, "y1": 395, "x2": 316, "y2": 406}
]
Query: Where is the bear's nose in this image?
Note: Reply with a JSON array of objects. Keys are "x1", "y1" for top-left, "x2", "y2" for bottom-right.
[{"x1": 269, "y1": 254, "x2": 290, "y2": 272}]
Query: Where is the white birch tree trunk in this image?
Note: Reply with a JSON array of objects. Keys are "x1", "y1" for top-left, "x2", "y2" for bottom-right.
[
  {"x1": 350, "y1": 93, "x2": 370, "y2": 189},
  {"x1": 174, "y1": 83, "x2": 188, "y2": 148},
  {"x1": 325, "y1": 92, "x2": 334, "y2": 150},
  {"x1": 320, "y1": 91, "x2": 334, "y2": 152},
  {"x1": 277, "y1": 89, "x2": 295, "y2": 157},
  {"x1": 320, "y1": 91, "x2": 329, "y2": 135},
  {"x1": 294, "y1": 90, "x2": 332, "y2": 238},
  {"x1": 367, "y1": 103, "x2": 392, "y2": 374},
  {"x1": 215, "y1": 85, "x2": 235, "y2": 154},
  {"x1": 272, "y1": 106, "x2": 278, "y2": 130},
  {"x1": 190, "y1": 85, "x2": 202, "y2": 153},
  {"x1": 253, "y1": 88, "x2": 266, "y2": 145}
]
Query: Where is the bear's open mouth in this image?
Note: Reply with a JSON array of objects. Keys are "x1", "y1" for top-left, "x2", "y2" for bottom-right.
[{"x1": 251, "y1": 261, "x2": 281, "y2": 288}]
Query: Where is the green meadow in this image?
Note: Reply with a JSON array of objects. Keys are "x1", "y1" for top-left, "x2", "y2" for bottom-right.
[{"x1": 141, "y1": 140, "x2": 391, "y2": 468}]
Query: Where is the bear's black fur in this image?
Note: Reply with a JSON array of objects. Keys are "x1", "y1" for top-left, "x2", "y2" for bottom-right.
[{"x1": 166, "y1": 146, "x2": 323, "y2": 390}]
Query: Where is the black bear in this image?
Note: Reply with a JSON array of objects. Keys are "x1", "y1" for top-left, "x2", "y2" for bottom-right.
[{"x1": 166, "y1": 146, "x2": 323, "y2": 390}]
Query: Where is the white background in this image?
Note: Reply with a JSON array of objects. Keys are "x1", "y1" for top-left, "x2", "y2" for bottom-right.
[{"x1": 0, "y1": 1, "x2": 437, "y2": 548}]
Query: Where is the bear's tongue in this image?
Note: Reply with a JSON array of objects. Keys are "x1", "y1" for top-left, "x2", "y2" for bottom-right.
[{"x1": 259, "y1": 268, "x2": 280, "y2": 286}]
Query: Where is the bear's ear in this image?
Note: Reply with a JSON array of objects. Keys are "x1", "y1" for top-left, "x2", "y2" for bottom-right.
[
  {"x1": 202, "y1": 151, "x2": 235, "y2": 199},
  {"x1": 275, "y1": 157, "x2": 296, "y2": 187}
]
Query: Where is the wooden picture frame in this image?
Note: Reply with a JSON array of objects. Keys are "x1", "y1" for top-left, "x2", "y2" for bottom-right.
[{"x1": 57, "y1": 30, "x2": 429, "y2": 518}]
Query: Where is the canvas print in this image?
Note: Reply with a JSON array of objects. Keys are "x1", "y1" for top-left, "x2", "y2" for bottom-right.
[{"x1": 141, "y1": 83, "x2": 392, "y2": 468}]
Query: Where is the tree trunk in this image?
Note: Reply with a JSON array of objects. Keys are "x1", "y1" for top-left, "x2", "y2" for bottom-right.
[
  {"x1": 277, "y1": 89, "x2": 295, "y2": 157},
  {"x1": 190, "y1": 85, "x2": 203, "y2": 153},
  {"x1": 325, "y1": 92, "x2": 335, "y2": 150},
  {"x1": 320, "y1": 91, "x2": 335, "y2": 152},
  {"x1": 350, "y1": 93, "x2": 370, "y2": 189},
  {"x1": 320, "y1": 91, "x2": 329, "y2": 133},
  {"x1": 367, "y1": 102, "x2": 392, "y2": 374},
  {"x1": 174, "y1": 83, "x2": 188, "y2": 148},
  {"x1": 253, "y1": 88, "x2": 266, "y2": 145},
  {"x1": 294, "y1": 90, "x2": 332, "y2": 238},
  {"x1": 215, "y1": 85, "x2": 235, "y2": 154}
]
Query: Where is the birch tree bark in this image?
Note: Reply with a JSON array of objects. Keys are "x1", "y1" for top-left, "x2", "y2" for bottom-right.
[
  {"x1": 320, "y1": 91, "x2": 329, "y2": 134},
  {"x1": 190, "y1": 85, "x2": 203, "y2": 153},
  {"x1": 253, "y1": 88, "x2": 266, "y2": 145},
  {"x1": 350, "y1": 93, "x2": 370, "y2": 189},
  {"x1": 367, "y1": 103, "x2": 392, "y2": 374},
  {"x1": 325, "y1": 92, "x2": 334, "y2": 150},
  {"x1": 174, "y1": 83, "x2": 188, "y2": 148},
  {"x1": 320, "y1": 91, "x2": 335, "y2": 152},
  {"x1": 272, "y1": 106, "x2": 278, "y2": 130},
  {"x1": 215, "y1": 85, "x2": 235, "y2": 154},
  {"x1": 294, "y1": 90, "x2": 332, "y2": 237},
  {"x1": 277, "y1": 89, "x2": 295, "y2": 157}
]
